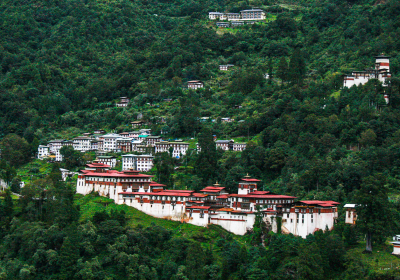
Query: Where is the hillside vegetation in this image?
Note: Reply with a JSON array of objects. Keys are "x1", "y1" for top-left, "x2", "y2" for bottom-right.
[{"x1": 2, "y1": 0, "x2": 400, "y2": 278}]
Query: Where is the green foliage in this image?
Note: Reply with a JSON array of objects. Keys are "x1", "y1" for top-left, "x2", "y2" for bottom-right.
[
  {"x1": 154, "y1": 152, "x2": 175, "y2": 188},
  {"x1": 60, "y1": 146, "x2": 84, "y2": 170},
  {"x1": 0, "y1": 134, "x2": 31, "y2": 167},
  {"x1": 355, "y1": 174, "x2": 394, "y2": 252}
]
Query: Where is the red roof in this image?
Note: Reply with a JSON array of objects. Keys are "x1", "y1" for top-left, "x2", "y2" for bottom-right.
[
  {"x1": 186, "y1": 206, "x2": 210, "y2": 209},
  {"x1": 149, "y1": 182, "x2": 166, "y2": 187},
  {"x1": 86, "y1": 163, "x2": 110, "y2": 168},
  {"x1": 200, "y1": 189, "x2": 222, "y2": 193},
  {"x1": 192, "y1": 193, "x2": 208, "y2": 197},
  {"x1": 164, "y1": 190, "x2": 194, "y2": 192},
  {"x1": 237, "y1": 194, "x2": 297, "y2": 199},
  {"x1": 216, "y1": 195, "x2": 229, "y2": 199},
  {"x1": 241, "y1": 178, "x2": 261, "y2": 182},
  {"x1": 80, "y1": 169, "x2": 153, "y2": 178},
  {"x1": 300, "y1": 200, "x2": 340, "y2": 207},
  {"x1": 119, "y1": 191, "x2": 193, "y2": 197},
  {"x1": 216, "y1": 208, "x2": 234, "y2": 212},
  {"x1": 188, "y1": 200, "x2": 204, "y2": 204},
  {"x1": 249, "y1": 191, "x2": 271, "y2": 195}
]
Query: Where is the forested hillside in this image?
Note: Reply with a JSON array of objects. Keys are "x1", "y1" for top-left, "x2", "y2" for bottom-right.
[{"x1": 2, "y1": 0, "x2": 400, "y2": 278}]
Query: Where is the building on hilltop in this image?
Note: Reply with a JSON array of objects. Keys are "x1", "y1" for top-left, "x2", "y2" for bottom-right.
[
  {"x1": 77, "y1": 166, "x2": 338, "y2": 237},
  {"x1": 219, "y1": 64, "x2": 235, "y2": 70},
  {"x1": 209, "y1": 12, "x2": 224, "y2": 20},
  {"x1": 343, "y1": 55, "x2": 391, "y2": 103},
  {"x1": 131, "y1": 120, "x2": 146, "y2": 128},
  {"x1": 187, "y1": 80, "x2": 204, "y2": 90},
  {"x1": 209, "y1": 9, "x2": 265, "y2": 22},
  {"x1": 116, "y1": 97, "x2": 130, "y2": 107},
  {"x1": 240, "y1": 9, "x2": 266, "y2": 20}
]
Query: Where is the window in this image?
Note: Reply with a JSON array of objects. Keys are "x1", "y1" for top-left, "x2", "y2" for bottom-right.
[{"x1": 291, "y1": 219, "x2": 293, "y2": 223}]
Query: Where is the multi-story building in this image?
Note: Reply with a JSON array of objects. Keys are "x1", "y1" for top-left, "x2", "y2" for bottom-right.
[
  {"x1": 146, "y1": 136, "x2": 163, "y2": 146},
  {"x1": 209, "y1": 12, "x2": 224, "y2": 20},
  {"x1": 240, "y1": 9, "x2": 266, "y2": 20},
  {"x1": 155, "y1": 141, "x2": 189, "y2": 158},
  {"x1": 93, "y1": 129, "x2": 105, "y2": 135},
  {"x1": 219, "y1": 64, "x2": 235, "y2": 71},
  {"x1": 344, "y1": 204, "x2": 357, "y2": 225},
  {"x1": 116, "y1": 97, "x2": 130, "y2": 107},
  {"x1": 73, "y1": 136, "x2": 92, "y2": 152},
  {"x1": 209, "y1": 9, "x2": 265, "y2": 22},
  {"x1": 76, "y1": 164, "x2": 154, "y2": 201},
  {"x1": 99, "y1": 134, "x2": 121, "y2": 152},
  {"x1": 48, "y1": 139, "x2": 64, "y2": 154},
  {"x1": 116, "y1": 138, "x2": 132, "y2": 152},
  {"x1": 343, "y1": 55, "x2": 391, "y2": 103},
  {"x1": 216, "y1": 22, "x2": 230, "y2": 28},
  {"x1": 232, "y1": 143, "x2": 247, "y2": 151},
  {"x1": 216, "y1": 140, "x2": 234, "y2": 151},
  {"x1": 96, "y1": 156, "x2": 117, "y2": 168},
  {"x1": 187, "y1": 80, "x2": 204, "y2": 90},
  {"x1": 227, "y1": 13, "x2": 241, "y2": 20},
  {"x1": 122, "y1": 154, "x2": 154, "y2": 172},
  {"x1": 131, "y1": 121, "x2": 146, "y2": 128},
  {"x1": 77, "y1": 163, "x2": 339, "y2": 237},
  {"x1": 37, "y1": 145, "x2": 50, "y2": 159}
]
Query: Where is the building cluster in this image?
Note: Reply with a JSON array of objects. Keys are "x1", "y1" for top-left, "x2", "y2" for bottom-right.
[
  {"x1": 197, "y1": 139, "x2": 247, "y2": 152},
  {"x1": 343, "y1": 55, "x2": 391, "y2": 103},
  {"x1": 37, "y1": 129, "x2": 185, "y2": 162},
  {"x1": 216, "y1": 21, "x2": 256, "y2": 28},
  {"x1": 77, "y1": 166, "x2": 338, "y2": 237},
  {"x1": 209, "y1": 9, "x2": 266, "y2": 21}
]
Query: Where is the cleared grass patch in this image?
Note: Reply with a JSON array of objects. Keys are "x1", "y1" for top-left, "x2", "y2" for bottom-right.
[{"x1": 75, "y1": 193, "x2": 247, "y2": 245}]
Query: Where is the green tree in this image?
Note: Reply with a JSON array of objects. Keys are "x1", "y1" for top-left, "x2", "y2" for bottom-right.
[
  {"x1": 276, "y1": 57, "x2": 288, "y2": 85},
  {"x1": 0, "y1": 134, "x2": 31, "y2": 167},
  {"x1": 354, "y1": 174, "x2": 392, "y2": 253},
  {"x1": 195, "y1": 127, "x2": 218, "y2": 187},
  {"x1": 60, "y1": 146, "x2": 84, "y2": 169},
  {"x1": 154, "y1": 152, "x2": 175, "y2": 188},
  {"x1": 288, "y1": 49, "x2": 306, "y2": 85}
]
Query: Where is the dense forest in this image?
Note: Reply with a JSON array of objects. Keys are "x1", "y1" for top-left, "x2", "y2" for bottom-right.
[{"x1": 2, "y1": 0, "x2": 400, "y2": 278}]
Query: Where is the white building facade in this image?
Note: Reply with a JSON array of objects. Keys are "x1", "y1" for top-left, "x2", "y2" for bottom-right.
[{"x1": 122, "y1": 154, "x2": 154, "y2": 172}]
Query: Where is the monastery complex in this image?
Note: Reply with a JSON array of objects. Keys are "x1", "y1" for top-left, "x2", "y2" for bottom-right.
[{"x1": 77, "y1": 163, "x2": 339, "y2": 238}]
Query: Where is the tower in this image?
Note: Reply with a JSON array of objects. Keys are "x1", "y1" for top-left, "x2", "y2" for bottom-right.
[{"x1": 375, "y1": 54, "x2": 390, "y2": 71}]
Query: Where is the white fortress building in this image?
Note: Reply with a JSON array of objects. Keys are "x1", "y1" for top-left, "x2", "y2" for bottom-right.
[
  {"x1": 343, "y1": 54, "x2": 391, "y2": 103},
  {"x1": 77, "y1": 165, "x2": 339, "y2": 237}
]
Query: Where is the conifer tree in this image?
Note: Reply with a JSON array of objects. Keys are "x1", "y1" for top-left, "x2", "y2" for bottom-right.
[
  {"x1": 288, "y1": 49, "x2": 306, "y2": 85},
  {"x1": 355, "y1": 174, "x2": 393, "y2": 253},
  {"x1": 195, "y1": 127, "x2": 218, "y2": 187},
  {"x1": 276, "y1": 57, "x2": 288, "y2": 86}
]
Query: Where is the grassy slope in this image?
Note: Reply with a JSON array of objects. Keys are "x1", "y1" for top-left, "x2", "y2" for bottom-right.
[
  {"x1": 348, "y1": 241, "x2": 400, "y2": 273},
  {"x1": 74, "y1": 193, "x2": 247, "y2": 246}
]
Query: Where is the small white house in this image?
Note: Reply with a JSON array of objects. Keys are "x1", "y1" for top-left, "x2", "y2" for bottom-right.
[
  {"x1": 37, "y1": 145, "x2": 50, "y2": 159},
  {"x1": 187, "y1": 80, "x2": 204, "y2": 90}
]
